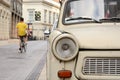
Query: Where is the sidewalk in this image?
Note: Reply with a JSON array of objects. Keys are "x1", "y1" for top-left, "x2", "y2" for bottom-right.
[{"x1": 0, "y1": 39, "x2": 19, "y2": 46}]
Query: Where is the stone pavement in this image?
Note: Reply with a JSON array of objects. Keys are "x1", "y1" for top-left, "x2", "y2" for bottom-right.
[{"x1": 0, "y1": 39, "x2": 47, "y2": 80}]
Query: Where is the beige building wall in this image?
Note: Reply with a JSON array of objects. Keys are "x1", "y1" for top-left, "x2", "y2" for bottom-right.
[
  {"x1": 0, "y1": 0, "x2": 11, "y2": 40},
  {"x1": 23, "y1": 0, "x2": 60, "y2": 40}
]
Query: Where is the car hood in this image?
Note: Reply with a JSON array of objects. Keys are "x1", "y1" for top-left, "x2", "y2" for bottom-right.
[{"x1": 63, "y1": 23, "x2": 120, "y2": 49}]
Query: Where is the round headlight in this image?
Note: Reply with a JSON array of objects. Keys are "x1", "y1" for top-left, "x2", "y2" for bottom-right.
[{"x1": 52, "y1": 34, "x2": 79, "y2": 61}]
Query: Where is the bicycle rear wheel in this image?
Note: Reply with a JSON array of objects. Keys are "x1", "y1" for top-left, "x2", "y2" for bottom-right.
[
  {"x1": 23, "y1": 43, "x2": 27, "y2": 52},
  {"x1": 19, "y1": 36, "x2": 27, "y2": 53},
  {"x1": 20, "y1": 42, "x2": 24, "y2": 53}
]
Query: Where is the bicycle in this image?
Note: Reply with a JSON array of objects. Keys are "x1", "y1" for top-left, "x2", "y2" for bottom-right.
[{"x1": 19, "y1": 37, "x2": 27, "y2": 53}]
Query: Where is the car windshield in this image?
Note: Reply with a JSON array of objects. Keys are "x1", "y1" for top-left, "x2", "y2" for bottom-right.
[{"x1": 64, "y1": 0, "x2": 120, "y2": 24}]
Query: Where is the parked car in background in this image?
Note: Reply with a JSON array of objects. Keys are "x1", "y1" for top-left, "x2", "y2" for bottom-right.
[
  {"x1": 44, "y1": 29, "x2": 50, "y2": 38},
  {"x1": 47, "y1": 0, "x2": 120, "y2": 80}
]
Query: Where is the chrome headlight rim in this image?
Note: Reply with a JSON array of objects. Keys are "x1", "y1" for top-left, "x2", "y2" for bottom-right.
[{"x1": 52, "y1": 34, "x2": 79, "y2": 61}]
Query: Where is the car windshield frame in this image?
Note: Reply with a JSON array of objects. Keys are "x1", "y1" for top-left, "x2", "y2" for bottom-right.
[{"x1": 62, "y1": 0, "x2": 120, "y2": 25}]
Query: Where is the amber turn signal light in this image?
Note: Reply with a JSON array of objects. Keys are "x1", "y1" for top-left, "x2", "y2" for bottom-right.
[{"x1": 58, "y1": 70, "x2": 72, "y2": 78}]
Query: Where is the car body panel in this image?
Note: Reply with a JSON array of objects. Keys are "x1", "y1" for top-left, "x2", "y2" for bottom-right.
[
  {"x1": 47, "y1": 0, "x2": 120, "y2": 80},
  {"x1": 63, "y1": 23, "x2": 120, "y2": 49},
  {"x1": 76, "y1": 51, "x2": 120, "y2": 80}
]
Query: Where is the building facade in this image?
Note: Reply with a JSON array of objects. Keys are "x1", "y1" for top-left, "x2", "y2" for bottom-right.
[
  {"x1": 0, "y1": 0, "x2": 23, "y2": 40},
  {"x1": 0, "y1": 0, "x2": 11, "y2": 40},
  {"x1": 10, "y1": 0, "x2": 23, "y2": 38},
  {"x1": 23, "y1": 0, "x2": 60, "y2": 40}
]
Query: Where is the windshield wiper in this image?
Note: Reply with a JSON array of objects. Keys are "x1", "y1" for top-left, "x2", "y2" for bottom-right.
[
  {"x1": 66, "y1": 17, "x2": 101, "y2": 23},
  {"x1": 100, "y1": 17, "x2": 120, "y2": 22}
]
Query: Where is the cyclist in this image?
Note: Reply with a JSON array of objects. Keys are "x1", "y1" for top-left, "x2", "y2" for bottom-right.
[{"x1": 16, "y1": 18, "x2": 28, "y2": 51}]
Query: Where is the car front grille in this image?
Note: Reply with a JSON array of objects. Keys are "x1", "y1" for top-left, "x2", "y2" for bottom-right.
[{"x1": 83, "y1": 58, "x2": 120, "y2": 75}]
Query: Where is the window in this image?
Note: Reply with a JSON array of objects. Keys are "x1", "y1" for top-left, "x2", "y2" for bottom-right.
[
  {"x1": 44, "y1": 10, "x2": 47, "y2": 23},
  {"x1": 53, "y1": 12, "x2": 55, "y2": 23},
  {"x1": 35, "y1": 11, "x2": 41, "y2": 21},
  {"x1": 2, "y1": 11, "x2": 5, "y2": 19},
  {"x1": 49, "y1": 11, "x2": 51, "y2": 23},
  {"x1": 0, "y1": 9, "x2": 1, "y2": 17},
  {"x1": 56, "y1": 13, "x2": 59, "y2": 19},
  {"x1": 11, "y1": 0, "x2": 14, "y2": 9},
  {"x1": 17, "y1": 2, "x2": 20, "y2": 13},
  {"x1": 28, "y1": 9, "x2": 35, "y2": 23},
  {"x1": 13, "y1": 1, "x2": 16, "y2": 10},
  {"x1": 20, "y1": 4, "x2": 22, "y2": 15}
]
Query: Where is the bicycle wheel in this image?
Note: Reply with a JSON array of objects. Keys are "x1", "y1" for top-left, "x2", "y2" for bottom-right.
[
  {"x1": 23, "y1": 43, "x2": 27, "y2": 52},
  {"x1": 20, "y1": 42, "x2": 24, "y2": 53}
]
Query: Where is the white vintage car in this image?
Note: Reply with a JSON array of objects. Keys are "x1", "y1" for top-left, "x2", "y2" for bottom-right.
[{"x1": 47, "y1": 0, "x2": 120, "y2": 80}]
